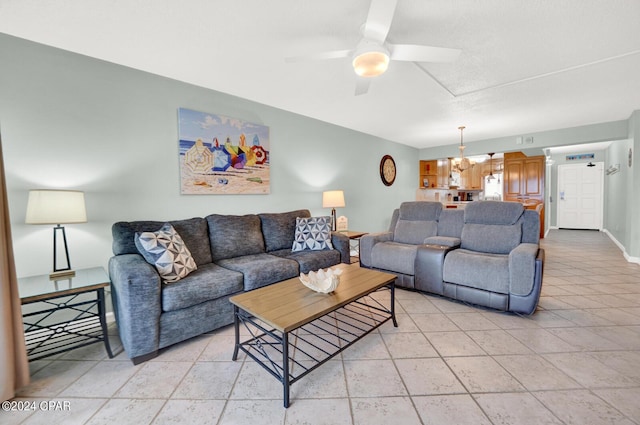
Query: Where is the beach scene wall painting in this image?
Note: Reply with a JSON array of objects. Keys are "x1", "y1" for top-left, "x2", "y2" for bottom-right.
[{"x1": 178, "y1": 108, "x2": 270, "y2": 195}]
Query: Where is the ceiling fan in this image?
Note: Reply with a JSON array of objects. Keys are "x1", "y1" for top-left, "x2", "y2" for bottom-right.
[{"x1": 285, "y1": 0, "x2": 461, "y2": 95}]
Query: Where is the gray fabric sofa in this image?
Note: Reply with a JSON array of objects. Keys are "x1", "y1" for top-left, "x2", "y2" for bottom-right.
[
  {"x1": 109, "y1": 209, "x2": 350, "y2": 364},
  {"x1": 360, "y1": 201, "x2": 544, "y2": 315}
]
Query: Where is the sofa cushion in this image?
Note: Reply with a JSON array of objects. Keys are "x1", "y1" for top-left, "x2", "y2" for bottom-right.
[
  {"x1": 292, "y1": 216, "x2": 333, "y2": 252},
  {"x1": 394, "y1": 220, "x2": 437, "y2": 245},
  {"x1": 437, "y1": 209, "x2": 464, "y2": 238},
  {"x1": 217, "y1": 253, "x2": 299, "y2": 291},
  {"x1": 135, "y1": 223, "x2": 198, "y2": 283},
  {"x1": 464, "y1": 201, "x2": 524, "y2": 225},
  {"x1": 270, "y1": 248, "x2": 341, "y2": 274},
  {"x1": 113, "y1": 217, "x2": 213, "y2": 266},
  {"x1": 161, "y1": 263, "x2": 244, "y2": 312},
  {"x1": 461, "y1": 223, "x2": 522, "y2": 254},
  {"x1": 206, "y1": 214, "x2": 265, "y2": 261},
  {"x1": 259, "y1": 209, "x2": 311, "y2": 252},
  {"x1": 443, "y1": 249, "x2": 510, "y2": 294},
  {"x1": 371, "y1": 241, "x2": 419, "y2": 276}
]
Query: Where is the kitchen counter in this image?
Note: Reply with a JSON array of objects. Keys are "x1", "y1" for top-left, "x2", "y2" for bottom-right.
[{"x1": 442, "y1": 201, "x2": 473, "y2": 209}]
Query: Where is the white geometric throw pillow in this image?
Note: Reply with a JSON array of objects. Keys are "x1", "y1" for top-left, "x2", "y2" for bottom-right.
[
  {"x1": 135, "y1": 223, "x2": 197, "y2": 283},
  {"x1": 292, "y1": 216, "x2": 334, "y2": 252}
]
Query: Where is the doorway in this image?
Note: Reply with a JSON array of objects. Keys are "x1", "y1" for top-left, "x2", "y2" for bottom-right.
[{"x1": 556, "y1": 162, "x2": 604, "y2": 230}]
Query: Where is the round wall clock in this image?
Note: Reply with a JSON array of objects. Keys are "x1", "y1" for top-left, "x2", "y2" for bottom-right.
[{"x1": 380, "y1": 155, "x2": 396, "y2": 186}]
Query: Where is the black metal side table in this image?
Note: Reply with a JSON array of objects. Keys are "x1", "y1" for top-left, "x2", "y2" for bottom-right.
[
  {"x1": 18, "y1": 266, "x2": 114, "y2": 361},
  {"x1": 339, "y1": 230, "x2": 368, "y2": 263}
]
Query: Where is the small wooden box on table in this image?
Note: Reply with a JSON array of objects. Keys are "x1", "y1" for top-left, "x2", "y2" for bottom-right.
[{"x1": 230, "y1": 263, "x2": 397, "y2": 407}]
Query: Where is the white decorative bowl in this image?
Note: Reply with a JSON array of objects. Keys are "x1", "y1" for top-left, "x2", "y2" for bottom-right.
[{"x1": 299, "y1": 268, "x2": 343, "y2": 294}]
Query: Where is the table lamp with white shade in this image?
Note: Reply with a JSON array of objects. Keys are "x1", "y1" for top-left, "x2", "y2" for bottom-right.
[
  {"x1": 322, "y1": 190, "x2": 345, "y2": 232},
  {"x1": 25, "y1": 189, "x2": 87, "y2": 279}
]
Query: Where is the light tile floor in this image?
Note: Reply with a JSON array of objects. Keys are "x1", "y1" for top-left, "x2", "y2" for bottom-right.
[{"x1": 4, "y1": 229, "x2": 640, "y2": 425}]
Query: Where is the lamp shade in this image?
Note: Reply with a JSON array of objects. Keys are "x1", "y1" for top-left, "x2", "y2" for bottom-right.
[
  {"x1": 322, "y1": 190, "x2": 345, "y2": 208},
  {"x1": 25, "y1": 190, "x2": 87, "y2": 225}
]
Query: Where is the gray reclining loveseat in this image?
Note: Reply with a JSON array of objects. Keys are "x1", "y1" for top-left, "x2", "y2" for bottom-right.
[
  {"x1": 109, "y1": 209, "x2": 350, "y2": 364},
  {"x1": 360, "y1": 201, "x2": 544, "y2": 315}
]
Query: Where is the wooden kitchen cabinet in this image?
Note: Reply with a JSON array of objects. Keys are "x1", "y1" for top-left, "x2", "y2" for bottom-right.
[
  {"x1": 437, "y1": 159, "x2": 450, "y2": 188},
  {"x1": 504, "y1": 153, "x2": 545, "y2": 201},
  {"x1": 503, "y1": 152, "x2": 545, "y2": 238},
  {"x1": 419, "y1": 160, "x2": 438, "y2": 188},
  {"x1": 470, "y1": 163, "x2": 483, "y2": 189},
  {"x1": 459, "y1": 163, "x2": 483, "y2": 189},
  {"x1": 420, "y1": 159, "x2": 450, "y2": 188}
]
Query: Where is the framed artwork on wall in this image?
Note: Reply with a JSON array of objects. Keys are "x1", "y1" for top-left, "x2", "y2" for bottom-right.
[{"x1": 178, "y1": 107, "x2": 270, "y2": 195}]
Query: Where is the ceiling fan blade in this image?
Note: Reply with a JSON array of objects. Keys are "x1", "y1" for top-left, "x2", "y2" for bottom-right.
[
  {"x1": 355, "y1": 77, "x2": 371, "y2": 96},
  {"x1": 389, "y1": 43, "x2": 461, "y2": 63},
  {"x1": 363, "y1": 0, "x2": 398, "y2": 44},
  {"x1": 285, "y1": 49, "x2": 352, "y2": 63}
]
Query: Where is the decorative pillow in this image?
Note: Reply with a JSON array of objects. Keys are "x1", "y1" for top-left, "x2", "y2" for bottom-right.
[
  {"x1": 135, "y1": 223, "x2": 197, "y2": 283},
  {"x1": 292, "y1": 216, "x2": 334, "y2": 252}
]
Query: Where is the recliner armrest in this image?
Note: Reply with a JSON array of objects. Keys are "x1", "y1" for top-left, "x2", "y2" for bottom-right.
[
  {"x1": 509, "y1": 243, "x2": 539, "y2": 296},
  {"x1": 415, "y1": 244, "x2": 457, "y2": 294},
  {"x1": 359, "y1": 232, "x2": 393, "y2": 267},
  {"x1": 108, "y1": 254, "x2": 162, "y2": 361}
]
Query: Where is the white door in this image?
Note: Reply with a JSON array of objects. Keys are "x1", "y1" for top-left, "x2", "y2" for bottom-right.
[{"x1": 557, "y1": 162, "x2": 603, "y2": 229}]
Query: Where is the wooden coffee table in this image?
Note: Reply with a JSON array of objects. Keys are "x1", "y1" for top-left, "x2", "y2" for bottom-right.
[{"x1": 230, "y1": 263, "x2": 397, "y2": 407}]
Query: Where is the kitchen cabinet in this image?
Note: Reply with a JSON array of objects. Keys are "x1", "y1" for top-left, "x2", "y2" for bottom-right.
[
  {"x1": 459, "y1": 163, "x2": 483, "y2": 189},
  {"x1": 419, "y1": 160, "x2": 438, "y2": 188},
  {"x1": 437, "y1": 159, "x2": 450, "y2": 188},
  {"x1": 504, "y1": 153, "x2": 544, "y2": 201},
  {"x1": 420, "y1": 159, "x2": 451, "y2": 188},
  {"x1": 471, "y1": 163, "x2": 483, "y2": 189},
  {"x1": 503, "y1": 152, "x2": 545, "y2": 238}
]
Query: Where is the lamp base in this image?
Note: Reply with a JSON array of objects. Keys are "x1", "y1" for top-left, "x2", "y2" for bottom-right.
[
  {"x1": 331, "y1": 208, "x2": 337, "y2": 232},
  {"x1": 49, "y1": 269, "x2": 76, "y2": 280}
]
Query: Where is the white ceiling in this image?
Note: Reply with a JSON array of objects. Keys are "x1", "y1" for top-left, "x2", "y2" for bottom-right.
[{"x1": 1, "y1": 0, "x2": 639, "y2": 149}]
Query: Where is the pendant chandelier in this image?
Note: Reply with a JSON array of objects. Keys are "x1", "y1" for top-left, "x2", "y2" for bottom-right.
[
  {"x1": 454, "y1": 125, "x2": 472, "y2": 172},
  {"x1": 486, "y1": 152, "x2": 496, "y2": 181}
]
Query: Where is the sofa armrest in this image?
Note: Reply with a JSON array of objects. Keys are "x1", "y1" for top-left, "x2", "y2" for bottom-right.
[
  {"x1": 108, "y1": 254, "x2": 162, "y2": 362},
  {"x1": 509, "y1": 243, "x2": 539, "y2": 296},
  {"x1": 415, "y1": 244, "x2": 457, "y2": 294},
  {"x1": 330, "y1": 231, "x2": 351, "y2": 264},
  {"x1": 359, "y1": 232, "x2": 393, "y2": 268}
]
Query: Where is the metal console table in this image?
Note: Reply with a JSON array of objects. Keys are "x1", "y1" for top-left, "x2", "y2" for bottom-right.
[{"x1": 18, "y1": 266, "x2": 114, "y2": 361}]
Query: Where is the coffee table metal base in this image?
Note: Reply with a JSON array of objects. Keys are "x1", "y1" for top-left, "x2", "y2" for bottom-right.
[{"x1": 232, "y1": 283, "x2": 396, "y2": 407}]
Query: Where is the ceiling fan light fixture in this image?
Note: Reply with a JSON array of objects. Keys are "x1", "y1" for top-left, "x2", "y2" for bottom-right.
[{"x1": 352, "y1": 42, "x2": 390, "y2": 77}]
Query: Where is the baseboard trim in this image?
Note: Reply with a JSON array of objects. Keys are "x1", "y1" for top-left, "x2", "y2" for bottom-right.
[
  {"x1": 106, "y1": 312, "x2": 116, "y2": 324},
  {"x1": 602, "y1": 229, "x2": 640, "y2": 264}
]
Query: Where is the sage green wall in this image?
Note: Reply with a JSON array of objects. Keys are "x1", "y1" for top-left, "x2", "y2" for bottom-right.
[
  {"x1": 627, "y1": 111, "x2": 640, "y2": 259},
  {"x1": 0, "y1": 34, "x2": 418, "y2": 277},
  {"x1": 605, "y1": 138, "x2": 633, "y2": 248}
]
